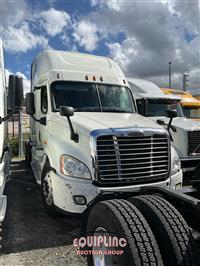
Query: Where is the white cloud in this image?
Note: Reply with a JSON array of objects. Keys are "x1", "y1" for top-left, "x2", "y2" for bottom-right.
[
  {"x1": 1, "y1": 0, "x2": 28, "y2": 27},
  {"x1": 16, "y1": 72, "x2": 31, "y2": 94},
  {"x1": 1, "y1": 3, "x2": 69, "y2": 53},
  {"x1": 3, "y1": 22, "x2": 48, "y2": 53},
  {"x1": 40, "y1": 8, "x2": 70, "y2": 37},
  {"x1": 73, "y1": 20, "x2": 99, "y2": 51},
  {"x1": 91, "y1": 0, "x2": 121, "y2": 11},
  {"x1": 16, "y1": 72, "x2": 27, "y2": 80},
  {"x1": 107, "y1": 37, "x2": 139, "y2": 71},
  {"x1": 60, "y1": 32, "x2": 70, "y2": 46},
  {"x1": 89, "y1": 0, "x2": 200, "y2": 89}
]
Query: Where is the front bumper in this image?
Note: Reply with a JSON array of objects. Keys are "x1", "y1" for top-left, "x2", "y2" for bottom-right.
[
  {"x1": 50, "y1": 171, "x2": 181, "y2": 214},
  {"x1": 169, "y1": 170, "x2": 183, "y2": 190}
]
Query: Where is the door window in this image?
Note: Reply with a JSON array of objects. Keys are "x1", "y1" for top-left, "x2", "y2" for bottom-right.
[{"x1": 41, "y1": 86, "x2": 48, "y2": 114}]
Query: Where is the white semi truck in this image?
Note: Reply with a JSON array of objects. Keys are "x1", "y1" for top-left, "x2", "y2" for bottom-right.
[
  {"x1": 0, "y1": 40, "x2": 23, "y2": 240},
  {"x1": 128, "y1": 78, "x2": 200, "y2": 181},
  {"x1": 25, "y1": 50, "x2": 200, "y2": 265}
]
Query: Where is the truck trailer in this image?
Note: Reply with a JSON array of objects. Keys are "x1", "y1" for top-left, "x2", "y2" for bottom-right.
[
  {"x1": 25, "y1": 50, "x2": 200, "y2": 265},
  {"x1": 0, "y1": 39, "x2": 23, "y2": 245},
  {"x1": 162, "y1": 88, "x2": 200, "y2": 120}
]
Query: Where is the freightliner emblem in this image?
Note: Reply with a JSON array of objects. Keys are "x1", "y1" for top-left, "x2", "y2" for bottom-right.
[{"x1": 128, "y1": 131, "x2": 144, "y2": 137}]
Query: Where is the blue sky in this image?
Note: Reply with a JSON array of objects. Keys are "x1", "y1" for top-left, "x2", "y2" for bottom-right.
[{"x1": 1, "y1": 0, "x2": 199, "y2": 92}]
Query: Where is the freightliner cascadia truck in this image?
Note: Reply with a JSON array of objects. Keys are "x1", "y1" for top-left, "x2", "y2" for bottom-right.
[
  {"x1": 25, "y1": 50, "x2": 200, "y2": 265},
  {"x1": 128, "y1": 78, "x2": 200, "y2": 182},
  {"x1": 0, "y1": 39, "x2": 23, "y2": 246}
]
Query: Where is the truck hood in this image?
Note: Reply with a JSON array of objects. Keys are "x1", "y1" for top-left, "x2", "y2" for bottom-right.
[
  {"x1": 150, "y1": 116, "x2": 200, "y2": 131},
  {"x1": 70, "y1": 112, "x2": 164, "y2": 136}
]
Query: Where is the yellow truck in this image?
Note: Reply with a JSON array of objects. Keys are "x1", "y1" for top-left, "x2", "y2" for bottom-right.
[{"x1": 162, "y1": 88, "x2": 200, "y2": 120}]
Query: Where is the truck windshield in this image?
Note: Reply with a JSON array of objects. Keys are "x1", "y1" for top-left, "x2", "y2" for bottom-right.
[
  {"x1": 183, "y1": 107, "x2": 200, "y2": 119},
  {"x1": 51, "y1": 82, "x2": 135, "y2": 113},
  {"x1": 146, "y1": 100, "x2": 184, "y2": 117}
]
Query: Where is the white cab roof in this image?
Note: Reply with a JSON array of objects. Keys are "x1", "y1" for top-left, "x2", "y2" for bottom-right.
[
  {"x1": 128, "y1": 78, "x2": 180, "y2": 101},
  {"x1": 32, "y1": 50, "x2": 128, "y2": 87}
]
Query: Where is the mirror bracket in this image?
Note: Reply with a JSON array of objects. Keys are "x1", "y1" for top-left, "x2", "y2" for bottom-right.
[
  {"x1": 0, "y1": 108, "x2": 19, "y2": 124},
  {"x1": 166, "y1": 109, "x2": 177, "y2": 132},
  {"x1": 67, "y1": 117, "x2": 79, "y2": 143}
]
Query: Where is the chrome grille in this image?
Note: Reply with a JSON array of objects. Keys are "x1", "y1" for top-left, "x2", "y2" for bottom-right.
[
  {"x1": 96, "y1": 134, "x2": 169, "y2": 185},
  {"x1": 188, "y1": 131, "x2": 200, "y2": 155}
]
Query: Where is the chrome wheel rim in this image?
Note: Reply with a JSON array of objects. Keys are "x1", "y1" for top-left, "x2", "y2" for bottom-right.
[
  {"x1": 92, "y1": 227, "x2": 112, "y2": 266},
  {"x1": 43, "y1": 172, "x2": 53, "y2": 206}
]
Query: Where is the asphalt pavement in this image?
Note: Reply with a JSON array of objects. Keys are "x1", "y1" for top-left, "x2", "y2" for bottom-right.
[{"x1": 0, "y1": 160, "x2": 87, "y2": 266}]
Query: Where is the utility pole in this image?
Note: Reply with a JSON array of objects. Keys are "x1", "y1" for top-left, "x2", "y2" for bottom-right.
[
  {"x1": 169, "y1": 61, "x2": 172, "y2": 89},
  {"x1": 183, "y1": 73, "x2": 189, "y2": 91}
]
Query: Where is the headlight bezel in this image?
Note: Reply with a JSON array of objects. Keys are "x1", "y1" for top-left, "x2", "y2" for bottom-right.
[{"x1": 60, "y1": 154, "x2": 91, "y2": 179}]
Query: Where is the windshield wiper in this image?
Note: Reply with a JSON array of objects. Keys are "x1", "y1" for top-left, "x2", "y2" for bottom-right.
[{"x1": 102, "y1": 107, "x2": 130, "y2": 113}]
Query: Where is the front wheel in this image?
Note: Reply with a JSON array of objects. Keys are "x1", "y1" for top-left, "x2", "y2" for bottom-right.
[{"x1": 41, "y1": 168, "x2": 59, "y2": 218}]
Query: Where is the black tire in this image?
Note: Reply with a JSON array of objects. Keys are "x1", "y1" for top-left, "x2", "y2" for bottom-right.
[
  {"x1": 41, "y1": 165, "x2": 59, "y2": 218},
  {"x1": 86, "y1": 199, "x2": 163, "y2": 266},
  {"x1": 130, "y1": 195, "x2": 200, "y2": 266}
]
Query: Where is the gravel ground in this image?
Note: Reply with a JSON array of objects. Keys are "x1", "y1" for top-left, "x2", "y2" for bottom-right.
[{"x1": 0, "y1": 160, "x2": 87, "y2": 266}]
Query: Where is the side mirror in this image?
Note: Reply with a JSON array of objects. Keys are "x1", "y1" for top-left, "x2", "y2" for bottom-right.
[
  {"x1": 166, "y1": 109, "x2": 177, "y2": 118},
  {"x1": 26, "y1": 92, "x2": 35, "y2": 115},
  {"x1": 7, "y1": 75, "x2": 24, "y2": 111},
  {"x1": 59, "y1": 106, "x2": 78, "y2": 142},
  {"x1": 60, "y1": 106, "x2": 74, "y2": 117}
]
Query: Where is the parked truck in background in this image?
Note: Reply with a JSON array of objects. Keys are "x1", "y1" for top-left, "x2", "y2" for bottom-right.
[
  {"x1": 25, "y1": 50, "x2": 200, "y2": 265},
  {"x1": 128, "y1": 78, "x2": 200, "y2": 181},
  {"x1": 162, "y1": 88, "x2": 200, "y2": 120},
  {"x1": 0, "y1": 39, "x2": 23, "y2": 243}
]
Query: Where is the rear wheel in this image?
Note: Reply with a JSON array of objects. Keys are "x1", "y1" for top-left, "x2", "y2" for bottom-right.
[
  {"x1": 130, "y1": 195, "x2": 200, "y2": 266},
  {"x1": 86, "y1": 199, "x2": 163, "y2": 266}
]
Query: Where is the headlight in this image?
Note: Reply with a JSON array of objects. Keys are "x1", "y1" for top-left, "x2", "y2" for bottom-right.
[
  {"x1": 171, "y1": 156, "x2": 181, "y2": 175},
  {"x1": 60, "y1": 155, "x2": 91, "y2": 179},
  {"x1": 171, "y1": 147, "x2": 181, "y2": 175}
]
